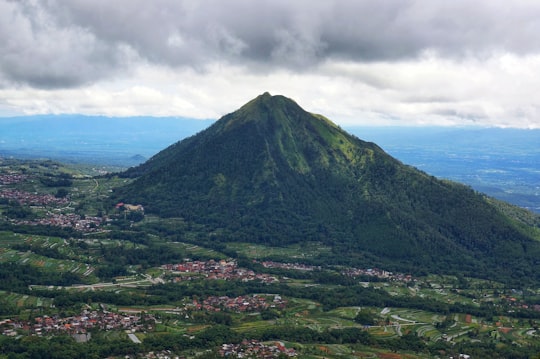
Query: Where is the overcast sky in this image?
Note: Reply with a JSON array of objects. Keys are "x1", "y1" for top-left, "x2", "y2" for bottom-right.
[{"x1": 1, "y1": 0, "x2": 540, "y2": 128}]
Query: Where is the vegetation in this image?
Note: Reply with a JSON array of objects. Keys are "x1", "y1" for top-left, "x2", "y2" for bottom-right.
[
  {"x1": 115, "y1": 93, "x2": 540, "y2": 284},
  {"x1": 2, "y1": 93, "x2": 540, "y2": 358}
]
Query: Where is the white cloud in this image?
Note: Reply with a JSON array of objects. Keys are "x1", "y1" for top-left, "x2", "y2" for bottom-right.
[
  {"x1": 1, "y1": 0, "x2": 540, "y2": 128},
  {"x1": 2, "y1": 52, "x2": 539, "y2": 128}
]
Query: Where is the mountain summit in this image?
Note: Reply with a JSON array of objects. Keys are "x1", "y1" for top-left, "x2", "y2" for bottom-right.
[{"x1": 117, "y1": 93, "x2": 540, "y2": 281}]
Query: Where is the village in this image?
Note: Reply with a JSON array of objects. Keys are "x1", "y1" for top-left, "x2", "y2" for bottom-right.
[
  {"x1": 2, "y1": 163, "x2": 540, "y2": 357},
  {"x1": 219, "y1": 340, "x2": 297, "y2": 358},
  {"x1": 0, "y1": 172, "x2": 30, "y2": 185},
  {"x1": 12, "y1": 211, "x2": 103, "y2": 232},
  {"x1": 0, "y1": 308, "x2": 155, "y2": 340},
  {"x1": 257, "y1": 260, "x2": 415, "y2": 282},
  {"x1": 0, "y1": 185, "x2": 105, "y2": 231},
  {"x1": 0, "y1": 189, "x2": 148, "y2": 233},
  {"x1": 162, "y1": 259, "x2": 281, "y2": 284},
  {"x1": 0, "y1": 292, "x2": 287, "y2": 340},
  {"x1": 192, "y1": 294, "x2": 286, "y2": 313},
  {"x1": 0, "y1": 188, "x2": 69, "y2": 207},
  {"x1": 341, "y1": 266, "x2": 414, "y2": 282},
  {"x1": 259, "y1": 260, "x2": 321, "y2": 271}
]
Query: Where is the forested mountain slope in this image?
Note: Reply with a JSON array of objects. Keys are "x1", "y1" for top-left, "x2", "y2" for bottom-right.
[{"x1": 115, "y1": 93, "x2": 540, "y2": 283}]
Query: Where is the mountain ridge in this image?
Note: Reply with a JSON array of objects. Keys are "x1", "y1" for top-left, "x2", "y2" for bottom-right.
[{"x1": 115, "y1": 93, "x2": 540, "y2": 283}]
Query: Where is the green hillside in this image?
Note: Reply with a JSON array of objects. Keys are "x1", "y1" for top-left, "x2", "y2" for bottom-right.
[{"x1": 116, "y1": 93, "x2": 540, "y2": 283}]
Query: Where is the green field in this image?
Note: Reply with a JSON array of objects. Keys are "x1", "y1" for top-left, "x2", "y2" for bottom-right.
[
  {"x1": 1, "y1": 159, "x2": 540, "y2": 358},
  {"x1": 226, "y1": 241, "x2": 332, "y2": 260}
]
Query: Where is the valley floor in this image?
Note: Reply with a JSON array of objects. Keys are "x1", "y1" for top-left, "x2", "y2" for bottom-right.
[{"x1": 1, "y1": 158, "x2": 540, "y2": 358}]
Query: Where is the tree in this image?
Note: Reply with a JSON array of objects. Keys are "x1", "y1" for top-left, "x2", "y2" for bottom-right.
[
  {"x1": 55, "y1": 188, "x2": 69, "y2": 198},
  {"x1": 354, "y1": 309, "x2": 377, "y2": 326}
]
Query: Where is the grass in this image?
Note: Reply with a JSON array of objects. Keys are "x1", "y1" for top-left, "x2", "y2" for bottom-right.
[
  {"x1": 0, "y1": 231, "x2": 27, "y2": 246},
  {"x1": 226, "y1": 241, "x2": 332, "y2": 260},
  {"x1": 165, "y1": 241, "x2": 224, "y2": 259},
  {"x1": 234, "y1": 320, "x2": 277, "y2": 333},
  {"x1": 0, "y1": 249, "x2": 95, "y2": 276},
  {"x1": 0, "y1": 290, "x2": 53, "y2": 309}
]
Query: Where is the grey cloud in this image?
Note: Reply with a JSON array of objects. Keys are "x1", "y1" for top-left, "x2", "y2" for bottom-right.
[
  {"x1": 433, "y1": 108, "x2": 489, "y2": 121},
  {"x1": 0, "y1": 0, "x2": 130, "y2": 88},
  {"x1": 402, "y1": 95, "x2": 455, "y2": 104},
  {"x1": 2, "y1": 0, "x2": 540, "y2": 88}
]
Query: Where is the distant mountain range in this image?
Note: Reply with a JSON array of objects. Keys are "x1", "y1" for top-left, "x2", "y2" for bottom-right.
[
  {"x1": 0, "y1": 115, "x2": 213, "y2": 167},
  {"x1": 1, "y1": 112, "x2": 538, "y2": 213},
  {"x1": 113, "y1": 93, "x2": 540, "y2": 284}
]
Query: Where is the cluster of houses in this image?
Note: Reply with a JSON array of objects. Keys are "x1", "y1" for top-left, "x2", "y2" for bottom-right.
[
  {"x1": 0, "y1": 308, "x2": 155, "y2": 339},
  {"x1": 342, "y1": 267, "x2": 413, "y2": 282},
  {"x1": 10, "y1": 211, "x2": 103, "y2": 232},
  {"x1": 502, "y1": 293, "x2": 540, "y2": 312},
  {"x1": 115, "y1": 202, "x2": 145, "y2": 212},
  {"x1": 0, "y1": 189, "x2": 69, "y2": 206},
  {"x1": 0, "y1": 172, "x2": 29, "y2": 185},
  {"x1": 0, "y1": 171, "x2": 108, "y2": 232},
  {"x1": 258, "y1": 260, "x2": 321, "y2": 271},
  {"x1": 258, "y1": 260, "x2": 416, "y2": 284},
  {"x1": 162, "y1": 260, "x2": 280, "y2": 284},
  {"x1": 136, "y1": 350, "x2": 180, "y2": 359},
  {"x1": 163, "y1": 259, "x2": 418, "y2": 288},
  {"x1": 190, "y1": 294, "x2": 286, "y2": 313},
  {"x1": 0, "y1": 187, "x2": 106, "y2": 231},
  {"x1": 220, "y1": 340, "x2": 296, "y2": 358}
]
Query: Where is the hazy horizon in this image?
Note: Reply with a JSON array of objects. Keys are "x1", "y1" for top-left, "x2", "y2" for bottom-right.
[{"x1": 1, "y1": 115, "x2": 538, "y2": 213}]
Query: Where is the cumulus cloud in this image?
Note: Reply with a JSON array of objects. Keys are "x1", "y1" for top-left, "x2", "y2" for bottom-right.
[
  {"x1": 5, "y1": 0, "x2": 540, "y2": 85},
  {"x1": 0, "y1": 0, "x2": 134, "y2": 88},
  {"x1": 1, "y1": 0, "x2": 540, "y2": 127}
]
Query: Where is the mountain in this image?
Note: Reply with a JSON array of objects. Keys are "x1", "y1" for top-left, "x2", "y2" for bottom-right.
[
  {"x1": 345, "y1": 126, "x2": 540, "y2": 213},
  {"x1": 116, "y1": 93, "x2": 540, "y2": 282}
]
